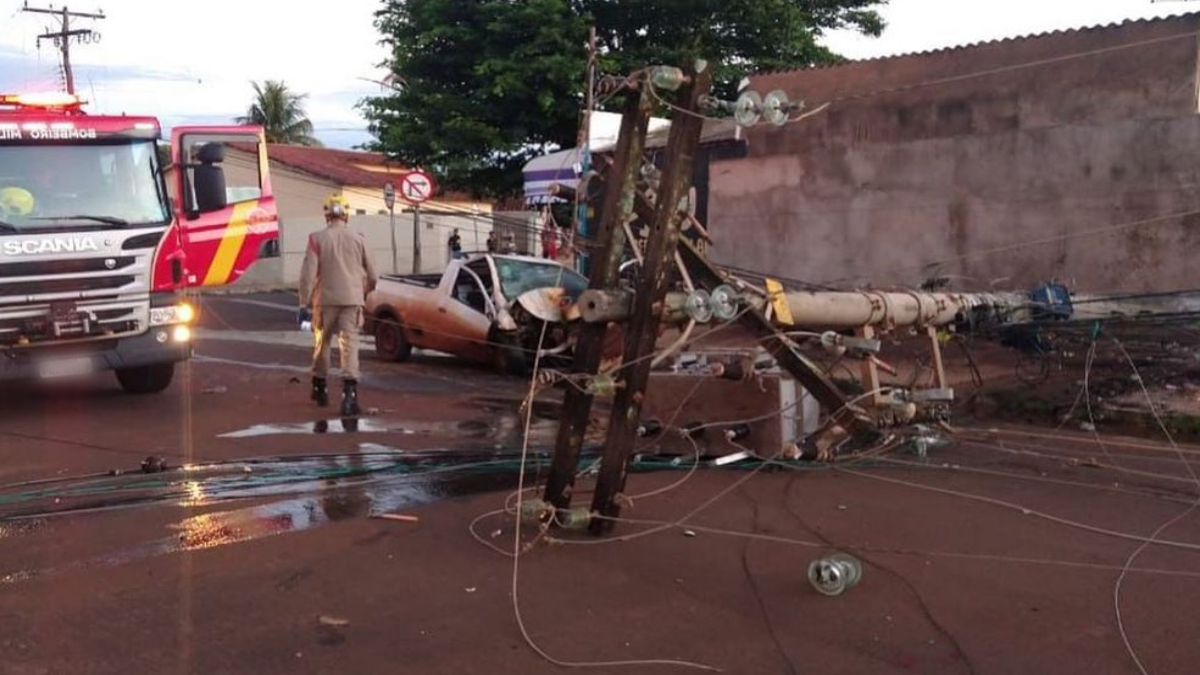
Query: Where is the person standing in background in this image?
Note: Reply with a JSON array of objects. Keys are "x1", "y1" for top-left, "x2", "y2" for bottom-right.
[{"x1": 541, "y1": 225, "x2": 559, "y2": 260}]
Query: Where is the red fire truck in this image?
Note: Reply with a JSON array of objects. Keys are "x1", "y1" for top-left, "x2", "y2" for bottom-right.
[{"x1": 0, "y1": 92, "x2": 278, "y2": 393}]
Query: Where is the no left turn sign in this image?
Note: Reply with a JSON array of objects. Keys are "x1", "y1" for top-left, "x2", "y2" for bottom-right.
[{"x1": 399, "y1": 170, "x2": 436, "y2": 205}]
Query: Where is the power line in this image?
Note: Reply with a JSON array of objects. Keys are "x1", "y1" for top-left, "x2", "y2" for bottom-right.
[{"x1": 21, "y1": 3, "x2": 106, "y2": 96}]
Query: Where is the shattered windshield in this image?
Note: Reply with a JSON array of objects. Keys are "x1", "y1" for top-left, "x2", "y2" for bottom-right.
[
  {"x1": 494, "y1": 257, "x2": 587, "y2": 300},
  {"x1": 0, "y1": 140, "x2": 168, "y2": 232}
]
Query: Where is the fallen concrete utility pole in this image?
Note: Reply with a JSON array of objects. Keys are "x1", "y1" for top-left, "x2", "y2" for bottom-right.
[
  {"x1": 755, "y1": 289, "x2": 1031, "y2": 330},
  {"x1": 673, "y1": 242, "x2": 881, "y2": 437},
  {"x1": 576, "y1": 266, "x2": 1038, "y2": 428},
  {"x1": 579, "y1": 286, "x2": 1033, "y2": 331}
]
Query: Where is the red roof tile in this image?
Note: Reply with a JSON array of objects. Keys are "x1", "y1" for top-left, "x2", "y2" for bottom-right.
[
  {"x1": 228, "y1": 143, "x2": 481, "y2": 203},
  {"x1": 250, "y1": 144, "x2": 408, "y2": 189}
]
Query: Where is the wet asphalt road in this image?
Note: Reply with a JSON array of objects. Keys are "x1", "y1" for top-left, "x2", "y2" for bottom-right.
[{"x1": 3, "y1": 292, "x2": 1200, "y2": 675}]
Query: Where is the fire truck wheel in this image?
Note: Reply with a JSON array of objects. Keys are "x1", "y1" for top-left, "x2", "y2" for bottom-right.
[{"x1": 115, "y1": 363, "x2": 176, "y2": 394}]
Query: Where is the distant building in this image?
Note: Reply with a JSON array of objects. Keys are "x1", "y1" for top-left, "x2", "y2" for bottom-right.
[
  {"x1": 223, "y1": 144, "x2": 489, "y2": 219},
  {"x1": 708, "y1": 13, "x2": 1200, "y2": 293}
]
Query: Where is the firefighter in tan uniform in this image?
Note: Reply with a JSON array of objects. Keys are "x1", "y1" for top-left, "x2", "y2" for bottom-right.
[{"x1": 299, "y1": 194, "x2": 378, "y2": 415}]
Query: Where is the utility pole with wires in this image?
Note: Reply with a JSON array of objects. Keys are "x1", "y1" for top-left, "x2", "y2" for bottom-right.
[
  {"x1": 570, "y1": 26, "x2": 598, "y2": 274},
  {"x1": 21, "y1": 3, "x2": 106, "y2": 96}
]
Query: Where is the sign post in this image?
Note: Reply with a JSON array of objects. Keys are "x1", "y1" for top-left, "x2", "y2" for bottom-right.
[
  {"x1": 383, "y1": 182, "x2": 397, "y2": 273},
  {"x1": 398, "y1": 170, "x2": 435, "y2": 274}
]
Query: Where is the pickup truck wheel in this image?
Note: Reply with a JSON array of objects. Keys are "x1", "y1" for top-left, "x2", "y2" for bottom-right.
[
  {"x1": 116, "y1": 363, "x2": 175, "y2": 394},
  {"x1": 490, "y1": 332, "x2": 529, "y2": 377},
  {"x1": 375, "y1": 318, "x2": 413, "y2": 362}
]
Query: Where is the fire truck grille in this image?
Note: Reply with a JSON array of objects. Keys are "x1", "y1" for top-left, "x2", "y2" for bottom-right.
[
  {"x1": 0, "y1": 275, "x2": 137, "y2": 298},
  {"x1": 0, "y1": 301, "x2": 147, "y2": 343},
  {"x1": 0, "y1": 243, "x2": 155, "y2": 344},
  {"x1": 0, "y1": 256, "x2": 137, "y2": 278}
]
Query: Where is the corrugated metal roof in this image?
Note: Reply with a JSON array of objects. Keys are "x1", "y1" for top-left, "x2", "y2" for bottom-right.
[{"x1": 757, "y1": 12, "x2": 1200, "y2": 77}]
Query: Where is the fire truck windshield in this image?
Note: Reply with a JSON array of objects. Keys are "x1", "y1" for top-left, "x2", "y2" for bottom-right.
[{"x1": 0, "y1": 140, "x2": 168, "y2": 232}]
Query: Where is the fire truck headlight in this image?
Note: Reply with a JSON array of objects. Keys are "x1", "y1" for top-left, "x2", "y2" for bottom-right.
[
  {"x1": 177, "y1": 303, "x2": 196, "y2": 323},
  {"x1": 172, "y1": 325, "x2": 191, "y2": 343},
  {"x1": 150, "y1": 303, "x2": 196, "y2": 326}
]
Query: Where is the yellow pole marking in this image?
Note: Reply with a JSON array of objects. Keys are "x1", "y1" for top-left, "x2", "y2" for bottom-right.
[{"x1": 765, "y1": 278, "x2": 794, "y2": 326}]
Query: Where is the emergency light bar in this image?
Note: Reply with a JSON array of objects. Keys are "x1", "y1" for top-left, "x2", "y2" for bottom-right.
[{"x1": 0, "y1": 92, "x2": 86, "y2": 110}]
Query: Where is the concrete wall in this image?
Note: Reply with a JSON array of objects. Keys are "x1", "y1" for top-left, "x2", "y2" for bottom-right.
[
  {"x1": 233, "y1": 212, "x2": 495, "y2": 290},
  {"x1": 491, "y1": 211, "x2": 540, "y2": 255},
  {"x1": 342, "y1": 184, "x2": 492, "y2": 219},
  {"x1": 709, "y1": 15, "x2": 1200, "y2": 293}
]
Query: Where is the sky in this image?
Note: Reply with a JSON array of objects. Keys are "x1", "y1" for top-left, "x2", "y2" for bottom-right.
[
  {"x1": 0, "y1": 0, "x2": 388, "y2": 148},
  {"x1": 0, "y1": 1, "x2": 1197, "y2": 149},
  {"x1": 822, "y1": 0, "x2": 1197, "y2": 59}
]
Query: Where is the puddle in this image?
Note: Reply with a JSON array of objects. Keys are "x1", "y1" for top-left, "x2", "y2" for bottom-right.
[
  {"x1": 0, "y1": 445, "x2": 715, "y2": 586},
  {"x1": 221, "y1": 419, "x2": 392, "y2": 437},
  {"x1": 0, "y1": 451, "x2": 544, "y2": 520},
  {"x1": 218, "y1": 414, "x2": 561, "y2": 447},
  {"x1": 0, "y1": 451, "x2": 537, "y2": 585}
]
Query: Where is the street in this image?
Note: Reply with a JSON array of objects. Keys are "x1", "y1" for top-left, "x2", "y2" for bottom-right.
[
  {"x1": 4, "y1": 4, "x2": 1200, "y2": 672},
  {"x1": 1, "y1": 292, "x2": 1198, "y2": 674}
]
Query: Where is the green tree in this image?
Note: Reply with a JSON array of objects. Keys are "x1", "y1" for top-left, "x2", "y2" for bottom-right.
[
  {"x1": 237, "y1": 80, "x2": 322, "y2": 147},
  {"x1": 362, "y1": 0, "x2": 885, "y2": 196}
]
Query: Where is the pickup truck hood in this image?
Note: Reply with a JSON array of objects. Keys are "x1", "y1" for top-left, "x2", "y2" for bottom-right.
[{"x1": 515, "y1": 287, "x2": 572, "y2": 323}]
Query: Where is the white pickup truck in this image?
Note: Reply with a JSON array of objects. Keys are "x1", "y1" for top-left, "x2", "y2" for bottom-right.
[{"x1": 364, "y1": 254, "x2": 589, "y2": 373}]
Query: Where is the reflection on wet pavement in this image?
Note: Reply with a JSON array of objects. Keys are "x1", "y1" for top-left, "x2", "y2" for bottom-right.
[
  {"x1": 0, "y1": 451, "x2": 540, "y2": 585},
  {"x1": 219, "y1": 413, "x2": 564, "y2": 447},
  {"x1": 0, "y1": 451, "x2": 545, "y2": 519},
  {"x1": 224, "y1": 419, "x2": 390, "y2": 437}
]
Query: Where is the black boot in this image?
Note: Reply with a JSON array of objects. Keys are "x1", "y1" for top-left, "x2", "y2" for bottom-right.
[
  {"x1": 311, "y1": 377, "x2": 329, "y2": 407},
  {"x1": 341, "y1": 379, "x2": 361, "y2": 417}
]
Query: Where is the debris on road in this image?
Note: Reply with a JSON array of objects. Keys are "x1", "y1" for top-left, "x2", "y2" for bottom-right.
[
  {"x1": 140, "y1": 456, "x2": 168, "y2": 474},
  {"x1": 317, "y1": 615, "x2": 351, "y2": 627},
  {"x1": 372, "y1": 513, "x2": 420, "y2": 523},
  {"x1": 807, "y1": 553, "x2": 863, "y2": 597}
]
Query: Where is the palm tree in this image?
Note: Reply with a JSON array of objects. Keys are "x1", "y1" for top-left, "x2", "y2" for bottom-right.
[{"x1": 236, "y1": 80, "x2": 322, "y2": 146}]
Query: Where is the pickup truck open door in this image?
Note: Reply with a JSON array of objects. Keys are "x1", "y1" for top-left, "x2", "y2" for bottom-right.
[{"x1": 426, "y1": 264, "x2": 495, "y2": 360}]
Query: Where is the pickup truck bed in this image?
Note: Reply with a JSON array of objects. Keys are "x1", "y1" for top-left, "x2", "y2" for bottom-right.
[{"x1": 379, "y1": 273, "x2": 442, "y2": 289}]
